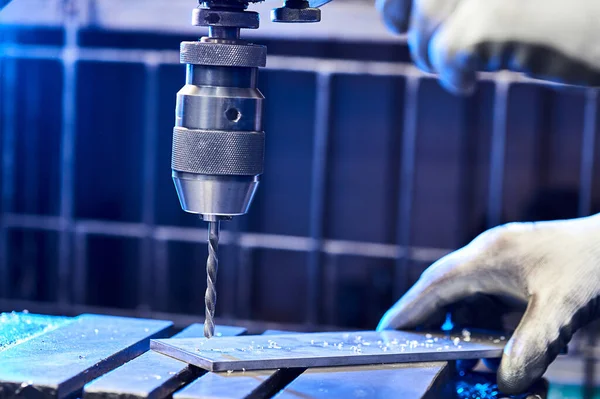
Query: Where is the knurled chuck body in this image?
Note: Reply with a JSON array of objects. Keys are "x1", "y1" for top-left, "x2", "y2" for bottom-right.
[{"x1": 171, "y1": 5, "x2": 266, "y2": 219}]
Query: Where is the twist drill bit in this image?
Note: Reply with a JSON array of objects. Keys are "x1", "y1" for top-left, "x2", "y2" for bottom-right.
[{"x1": 204, "y1": 220, "x2": 220, "y2": 338}]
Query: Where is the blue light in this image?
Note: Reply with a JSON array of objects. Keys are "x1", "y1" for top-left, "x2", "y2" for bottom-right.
[{"x1": 441, "y1": 312, "x2": 454, "y2": 331}]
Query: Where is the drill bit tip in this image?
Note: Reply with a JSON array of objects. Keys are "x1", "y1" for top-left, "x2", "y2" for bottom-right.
[{"x1": 204, "y1": 220, "x2": 220, "y2": 338}]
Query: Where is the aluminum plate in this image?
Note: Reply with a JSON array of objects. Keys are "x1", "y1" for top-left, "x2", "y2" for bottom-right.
[{"x1": 151, "y1": 330, "x2": 506, "y2": 372}]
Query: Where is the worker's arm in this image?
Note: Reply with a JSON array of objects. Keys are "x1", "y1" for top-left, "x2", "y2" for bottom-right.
[
  {"x1": 376, "y1": 0, "x2": 600, "y2": 94},
  {"x1": 378, "y1": 215, "x2": 600, "y2": 394}
]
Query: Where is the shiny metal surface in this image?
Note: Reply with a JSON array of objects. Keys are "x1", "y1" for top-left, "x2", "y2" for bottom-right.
[
  {"x1": 0, "y1": 314, "x2": 172, "y2": 398},
  {"x1": 151, "y1": 331, "x2": 506, "y2": 372},
  {"x1": 180, "y1": 42, "x2": 267, "y2": 68},
  {"x1": 172, "y1": 173, "x2": 259, "y2": 216},
  {"x1": 173, "y1": 329, "x2": 295, "y2": 399},
  {"x1": 173, "y1": 329, "x2": 453, "y2": 399},
  {"x1": 174, "y1": 368, "x2": 303, "y2": 399},
  {"x1": 172, "y1": 9, "x2": 265, "y2": 221},
  {"x1": 83, "y1": 323, "x2": 246, "y2": 399},
  {"x1": 84, "y1": 351, "x2": 197, "y2": 399},
  {"x1": 189, "y1": 65, "x2": 256, "y2": 88},
  {"x1": 0, "y1": 312, "x2": 71, "y2": 353},
  {"x1": 175, "y1": 85, "x2": 263, "y2": 131},
  {"x1": 274, "y1": 362, "x2": 450, "y2": 399},
  {"x1": 192, "y1": 8, "x2": 260, "y2": 30},
  {"x1": 271, "y1": 6, "x2": 321, "y2": 23}
]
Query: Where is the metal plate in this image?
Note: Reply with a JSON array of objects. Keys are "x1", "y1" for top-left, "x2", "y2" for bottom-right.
[
  {"x1": 152, "y1": 330, "x2": 506, "y2": 372},
  {"x1": 172, "y1": 331, "x2": 453, "y2": 399},
  {"x1": 173, "y1": 329, "x2": 299, "y2": 399},
  {"x1": 174, "y1": 368, "x2": 303, "y2": 399},
  {"x1": 83, "y1": 324, "x2": 247, "y2": 399},
  {"x1": 274, "y1": 362, "x2": 450, "y2": 399},
  {"x1": 0, "y1": 314, "x2": 172, "y2": 398},
  {"x1": 83, "y1": 350, "x2": 195, "y2": 399},
  {"x1": 0, "y1": 312, "x2": 71, "y2": 353}
]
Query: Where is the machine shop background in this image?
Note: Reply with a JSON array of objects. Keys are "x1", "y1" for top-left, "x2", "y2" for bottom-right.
[{"x1": 1, "y1": 0, "x2": 599, "y2": 335}]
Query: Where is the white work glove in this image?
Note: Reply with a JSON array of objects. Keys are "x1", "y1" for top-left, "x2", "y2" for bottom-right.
[
  {"x1": 377, "y1": 215, "x2": 600, "y2": 394},
  {"x1": 376, "y1": 0, "x2": 600, "y2": 93}
]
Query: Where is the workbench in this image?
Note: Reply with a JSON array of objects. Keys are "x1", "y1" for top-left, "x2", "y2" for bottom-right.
[{"x1": 0, "y1": 312, "x2": 547, "y2": 398}]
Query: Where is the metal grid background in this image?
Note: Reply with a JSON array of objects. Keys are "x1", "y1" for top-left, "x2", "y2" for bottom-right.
[{"x1": 1, "y1": 2, "x2": 600, "y2": 334}]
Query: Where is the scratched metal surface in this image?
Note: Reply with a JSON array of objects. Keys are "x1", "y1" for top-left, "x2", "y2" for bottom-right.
[
  {"x1": 83, "y1": 324, "x2": 247, "y2": 399},
  {"x1": 173, "y1": 329, "x2": 300, "y2": 399},
  {"x1": 152, "y1": 330, "x2": 506, "y2": 372},
  {"x1": 172, "y1": 330, "x2": 452, "y2": 399},
  {"x1": 274, "y1": 362, "x2": 450, "y2": 399},
  {"x1": 0, "y1": 312, "x2": 71, "y2": 353},
  {"x1": 0, "y1": 314, "x2": 172, "y2": 398}
]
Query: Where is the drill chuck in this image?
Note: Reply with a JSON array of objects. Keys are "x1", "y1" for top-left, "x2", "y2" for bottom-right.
[{"x1": 171, "y1": 9, "x2": 266, "y2": 220}]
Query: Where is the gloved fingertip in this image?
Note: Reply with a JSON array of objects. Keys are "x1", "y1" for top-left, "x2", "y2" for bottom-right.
[
  {"x1": 428, "y1": 31, "x2": 477, "y2": 96},
  {"x1": 408, "y1": 29, "x2": 435, "y2": 74},
  {"x1": 375, "y1": 320, "x2": 389, "y2": 332},
  {"x1": 373, "y1": 0, "x2": 385, "y2": 14},
  {"x1": 438, "y1": 73, "x2": 477, "y2": 96},
  {"x1": 377, "y1": 302, "x2": 422, "y2": 331},
  {"x1": 496, "y1": 338, "x2": 549, "y2": 394},
  {"x1": 375, "y1": 0, "x2": 408, "y2": 34},
  {"x1": 376, "y1": 309, "x2": 397, "y2": 331},
  {"x1": 413, "y1": 60, "x2": 432, "y2": 74}
]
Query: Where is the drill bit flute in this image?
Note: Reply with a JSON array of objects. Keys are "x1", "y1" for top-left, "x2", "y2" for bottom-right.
[{"x1": 204, "y1": 220, "x2": 220, "y2": 338}]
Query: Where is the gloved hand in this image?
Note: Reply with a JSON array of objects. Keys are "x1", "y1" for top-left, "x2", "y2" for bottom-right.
[
  {"x1": 377, "y1": 215, "x2": 600, "y2": 394},
  {"x1": 376, "y1": 0, "x2": 600, "y2": 94}
]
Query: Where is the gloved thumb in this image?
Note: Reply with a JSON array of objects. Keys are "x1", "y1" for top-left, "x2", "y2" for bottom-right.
[{"x1": 497, "y1": 294, "x2": 570, "y2": 394}]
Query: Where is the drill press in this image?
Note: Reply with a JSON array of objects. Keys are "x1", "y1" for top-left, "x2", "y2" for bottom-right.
[{"x1": 171, "y1": 0, "x2": 328, "y2": 337}]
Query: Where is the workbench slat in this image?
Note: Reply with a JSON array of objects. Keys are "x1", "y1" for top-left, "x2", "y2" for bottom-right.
[
  {"x1": 174, "y1": 368, "x2": 303, "y2": 399},
  {"x1": 0, "y1": 312, "x2": 71, "y2": 353},
  {"x1": 274, "y1": 362, "x2": 451, "y2": 399},
  {"x1": 0, "y1": 314, "x2": 172, "y2": 399},
  {"x1": 83, "y1": 324, "x2": 247, "y2": 399}
]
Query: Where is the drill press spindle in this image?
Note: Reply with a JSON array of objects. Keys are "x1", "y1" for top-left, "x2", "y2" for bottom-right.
[
  {"x1": 171, "y1": 3, "x2": 266, "y2": 338},
  {"x1": 172, "y1": 0, "x2": 328, "y2": 338}
]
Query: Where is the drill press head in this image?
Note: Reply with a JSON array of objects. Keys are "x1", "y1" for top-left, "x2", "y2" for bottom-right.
[
  {"x1": 172, "y1": 0, "x2": 329, "y2": 222},
  {"x1": 172, "y1": 1, "x2": 265, "y2": 222}
]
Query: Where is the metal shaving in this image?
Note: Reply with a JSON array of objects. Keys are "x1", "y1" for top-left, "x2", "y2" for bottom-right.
[{"x1": 0, "y1": 312, "x2": 71, "y2": 352}]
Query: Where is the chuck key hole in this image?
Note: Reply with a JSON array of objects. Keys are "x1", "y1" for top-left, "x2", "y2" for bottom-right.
[
  {"x1": 225, "y1": 108, "x2": 242, "y2": 122},
  {"x1": 205, "y1": 13, "x2": 221, "y2": 24}
]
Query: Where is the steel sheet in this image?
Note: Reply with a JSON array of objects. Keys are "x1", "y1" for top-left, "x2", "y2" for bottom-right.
[
  {"x1": 274, "y1": 362, "x2": 450, "y2": 399},
  {"x1": 0, "y1": 312, "x2": 71, "y2": 353},
  {"x1": 0, "y1": 314, "x2": 172, "y2": 398},
  {"x1": 83, "y1": 324, "x2": 247, "y2": 399},
  {"x1": 152, "y1": 330, "x2": 505, "y2": 372},
  {"x1": 173, "y1": 329, "x2": 298, "y2": 399},
  {"x1": 174, "y1": 368, "x2": 303, "y2": 399}
]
